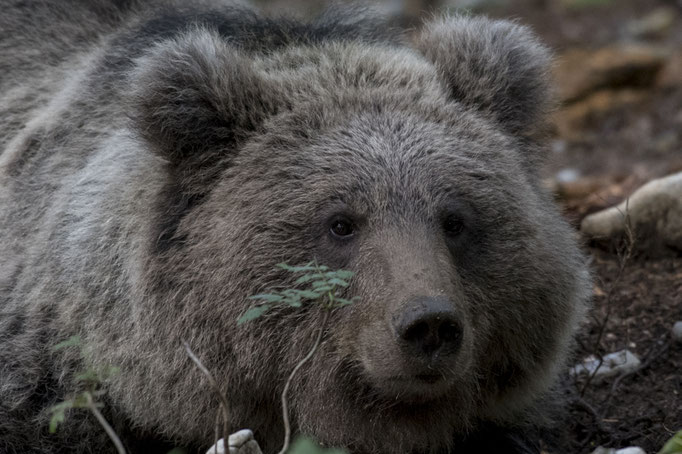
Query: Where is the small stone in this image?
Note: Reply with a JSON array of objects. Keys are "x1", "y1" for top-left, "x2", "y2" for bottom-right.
[
  {"x1": 556, "y1": 168, "x2": 581, "y2": 184},
  {"x1": 554, "y1": 89, "x2": 648, "y2": 137},
  {"x1": 616, "y1": 448, "x2": 646, "y2": 454},
  {"x1": 571, "y1": 350, "x2": 641, "y2": 382},
  {"x1": 592, "y1": 447, "x2": 616, "y2": 454},
  {"x1": 554, "y1": 45, "x2": 667, "y2": 103},
  {"x1": 205, "y1": 430, "x2": 263, "y2": 454},
  {"x1": 658, "y1": 48, "x2": 682, "y2": 89},
  {"x1": 581, "y1": 171, "x2": 682, "y2": 252},
  {"x1": 627, "y1": 7, "x2": 677, "y2": 39},
  {"x1": 207, "y1": 439, "x2": 226, "y2": 454},
  {"x1": 673, "y1": 321, "x2": 682, "y2": 343}
]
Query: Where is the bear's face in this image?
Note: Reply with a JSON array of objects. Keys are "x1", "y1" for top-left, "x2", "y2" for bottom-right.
[
  {"x1": 130, "y1": 18, "x2": 589, "y2": 453},
  {"x1": 194, "y1": 103, "x2": 585, "y2": 450}
]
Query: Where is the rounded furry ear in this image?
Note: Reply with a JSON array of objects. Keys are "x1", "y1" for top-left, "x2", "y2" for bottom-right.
[
  {"x1": 129, "y1": 28, "x2": 279, "y2": 166},
  {"x1": 415, "y1": 15, "x2": 553, "y2": 136}
]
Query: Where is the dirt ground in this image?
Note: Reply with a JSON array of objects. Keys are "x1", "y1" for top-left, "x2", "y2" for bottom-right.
[{"x1": 478, "y1": 1, "x2": 682, "y2": 452}]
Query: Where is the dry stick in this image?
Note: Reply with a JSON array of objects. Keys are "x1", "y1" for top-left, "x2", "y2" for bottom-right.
[
  {"x1": 214, "y1": 408, "x2": 222, "y2": 454},
  {"x1": 574, "y1": 395, "x2": 609, "y2": 438},
  {"x1": 278, "y1": 310, "x2": 331, "y2": 454},
  {"x1": 600, "y1": 336, "x2": 670, "y2": 419},
  {"x1": 579, "y1": 201, "x2": 634, "y2": 397},
  {"x1": 84, "y1": 391, "x2": 126, "y2": 454},
  {"x1": 183, "y1": 341, "x2": 230, "y2": 451}
]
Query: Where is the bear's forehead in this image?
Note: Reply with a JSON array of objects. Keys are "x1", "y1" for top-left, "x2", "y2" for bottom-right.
[
  {"x1": 236, "y1": 110, "x2": 527, "y2": 220},
  {"x1": 254, "y1": 42, "x2": 447, "y2": 103},
  {"x1": 307, "y1": 109, "x2": 519, "y2": 181}
]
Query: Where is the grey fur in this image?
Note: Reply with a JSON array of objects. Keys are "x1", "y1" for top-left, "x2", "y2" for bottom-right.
[{"x1": 0, "y1": 2, "x2": 590, "y2": 453}]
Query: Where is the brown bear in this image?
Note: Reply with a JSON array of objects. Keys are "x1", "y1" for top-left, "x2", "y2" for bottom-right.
[{"x1": 0, "y1": 1, "x2": 590, "y2": 453}]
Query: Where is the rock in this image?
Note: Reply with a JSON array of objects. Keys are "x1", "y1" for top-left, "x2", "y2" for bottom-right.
[
  {"x1": 553, "y1": 89, "x2": 648, "y2": 137},
  {"x1": 626, "y1": 7, "x2": 677, "y2": 39},
  {"x1": 554, "y1": 46, "x2": 667, "y2": 103},
  {"x1": 592, "y1": 447, "x2": 646, "y2": 454},
  {"x1": 581, "y1": 171, "x2": 682, "y2": 251},
  {"x1": 571, "y1": 350, "x2": 641, "y2": 382},
  {"x1": 556, "y1": 168, "x2": 581, "y2": 184},
  {"x1": 205, "y1": 430, "x2": 263, "y2": 454},
  {"x1": 673, "y1": 321, "x2": 682, "y2": 343},
  {"x1": 657, "y1": 48, "x2": 682, "y2": 89},
  {"x1": 592, "y1": 448, "x2": 614, "y2": 454},
  {"x1": 616, "y1": 448, "x2": 646, "y2": 454}
]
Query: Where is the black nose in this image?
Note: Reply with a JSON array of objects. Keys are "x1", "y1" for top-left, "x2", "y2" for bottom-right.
[{"x1": 394, "y1": 296, "x2": 463, "y2": 357}]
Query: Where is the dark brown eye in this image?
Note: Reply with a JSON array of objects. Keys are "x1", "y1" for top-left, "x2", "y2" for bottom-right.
[
  {"x1": 330, "y1": 218, "x2": 355, "y2": 238},
  {"x1": 443, "y1": 216, "x2": 465, "y2": 237}
]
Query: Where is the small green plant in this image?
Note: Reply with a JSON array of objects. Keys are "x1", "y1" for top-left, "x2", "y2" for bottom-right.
[
  {"x1": 659, "y1": 430, "x2": 682, "y2": 454},
  {"x1": 238, "y1": 262, "x2": 357, "y2": 324},
  {"x1": 287, "y1": 436, "x2": 348, "y2": 454},
  {"x1": 238, "y1": 262, "x2": 357, "y2": 454},
  {"x1": 49, "y1": 335, "x2": 125, "y2": 454}
]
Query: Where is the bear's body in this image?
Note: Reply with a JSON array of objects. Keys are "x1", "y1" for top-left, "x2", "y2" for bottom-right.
[{"x1": 0, "y1": 1, "x2": 589, "y2": 453}]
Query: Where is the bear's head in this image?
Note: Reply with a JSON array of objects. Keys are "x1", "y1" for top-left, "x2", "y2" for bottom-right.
[{"x1": 128, "y1": 15, "x2": 589, "y2": 453}]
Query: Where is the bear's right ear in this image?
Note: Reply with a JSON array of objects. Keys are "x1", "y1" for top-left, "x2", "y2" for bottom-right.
[{"x1": 129, "y1": 29, "x2": 279, "y2": 168}]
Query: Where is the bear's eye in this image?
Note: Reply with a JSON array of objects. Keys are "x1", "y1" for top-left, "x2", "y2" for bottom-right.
[
  {"x1": 330, "y1": 217, "x2": 355, "y2": 239},
  {"x1": 443, "y1": 215, "x2": 465, "y2": 237}
]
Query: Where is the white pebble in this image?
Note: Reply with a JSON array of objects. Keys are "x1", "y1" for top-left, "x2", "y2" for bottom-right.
[
  {"x1": 672, "y1": 321, "x2": 682, "y2": 342},
  {"x1": 616, "y1": 447, "x2": 646, "y2": 454},
  {"x1": 570, "y1": 350, "x2": 641, "y2": 382}
]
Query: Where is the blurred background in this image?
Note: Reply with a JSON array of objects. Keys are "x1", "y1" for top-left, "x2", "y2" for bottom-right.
[{"x1": 254, "y1": 1, "x2": 682, "y2": 453}]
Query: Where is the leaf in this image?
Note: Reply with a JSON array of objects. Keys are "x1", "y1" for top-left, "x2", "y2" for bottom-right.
[
  {"x1": 296, "y1": 290, "x2": 322, "y2": 300},
  {"x1": 75, "y1": 369, "x2": 100, "y2": 383},
  {"x1": 48, "y1": 400, "x2": 74, "y2": 433},
  {"x1": 49, "y1": 411, "x2": 65, "y2": 434},
  {"x1": 249, "y1": 294, "x2": 284, "y2": 303},
  {"x1": 326, "y1": 278, "x2": 349, "y2": 287},
  {"x1": 52, "y1": 335, "x2": 82, "y2": 351},
  {"x1": 288, "y1": 436, "x2": 349, "y2": 454},
  {"x1": 327, "y1": 270, "x2": 354, "y2": 280},
  {"x1": 659, "y1": 430, "x2": 682, "y2": 454},
  {"x1": 166, "y1": 449, "x2": 188, "y2": 454},
  {"x1": 333, "y1": 297, "x2": 357, "y2": 307},
  {"x1": 311, "y1": 285, "x2": 333, "y2": 293},
  {"x1": 101, "y1": 365, "x2": 120, "y2": 379},
  {"x1": 237, "y1": 305, "x2": 271, "y2": 324},
  {"x1": 295, "y1": 273, "x2": 326, "y2": 284}
]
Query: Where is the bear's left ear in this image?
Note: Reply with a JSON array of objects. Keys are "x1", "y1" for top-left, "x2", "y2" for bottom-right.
[
  {"x1": 414, "y1": 16, "x2": 553, "y2": 137},
  {"x1": 129, "y1": 29, "x2": 281, "y2": 169}
]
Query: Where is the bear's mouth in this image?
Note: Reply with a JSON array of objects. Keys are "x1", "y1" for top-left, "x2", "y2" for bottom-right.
[
  {"x1": 376, "y1": 372, "x2": 453, "y2": 402},
  {"x1": 415, "y1": 373, "x2": 442, "y2": 384}
]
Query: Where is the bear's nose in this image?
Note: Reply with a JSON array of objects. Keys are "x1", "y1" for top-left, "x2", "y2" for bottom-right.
[{"x1": 394, "y1": 296, "x2": 463, "y2": 358}]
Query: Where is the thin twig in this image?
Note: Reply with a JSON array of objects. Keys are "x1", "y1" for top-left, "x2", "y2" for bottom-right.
[
  {"x1": 215, "y1": 408, "x2": 221, "y2": 454},
  {"x1": 579, "y1": 200, "x2": 634, "y2": 396},
  {"x1": 183, "y1": 341, "x2": 230, "y2": 446},
  {"x1": 84, "y1": 391, "x2": 126, "y2": 454},
  {"x1": 575, "y1": 395, "x2": 610, "y2": 435},
  {"x1": 600, "y1": 336, "x2": 670, "y2": 419},
  {"x1": 278, "y1": 310, "x2": 331, "y2": 454}
]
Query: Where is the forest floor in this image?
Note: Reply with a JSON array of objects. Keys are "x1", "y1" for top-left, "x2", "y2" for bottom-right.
[{"x1": 480, "y1": 0, "x2": 682, "y2": 452}]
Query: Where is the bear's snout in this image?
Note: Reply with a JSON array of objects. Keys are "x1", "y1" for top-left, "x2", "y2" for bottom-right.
[{"x1": 393, "y1": 296, "x2": 463, "y2": 360}]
